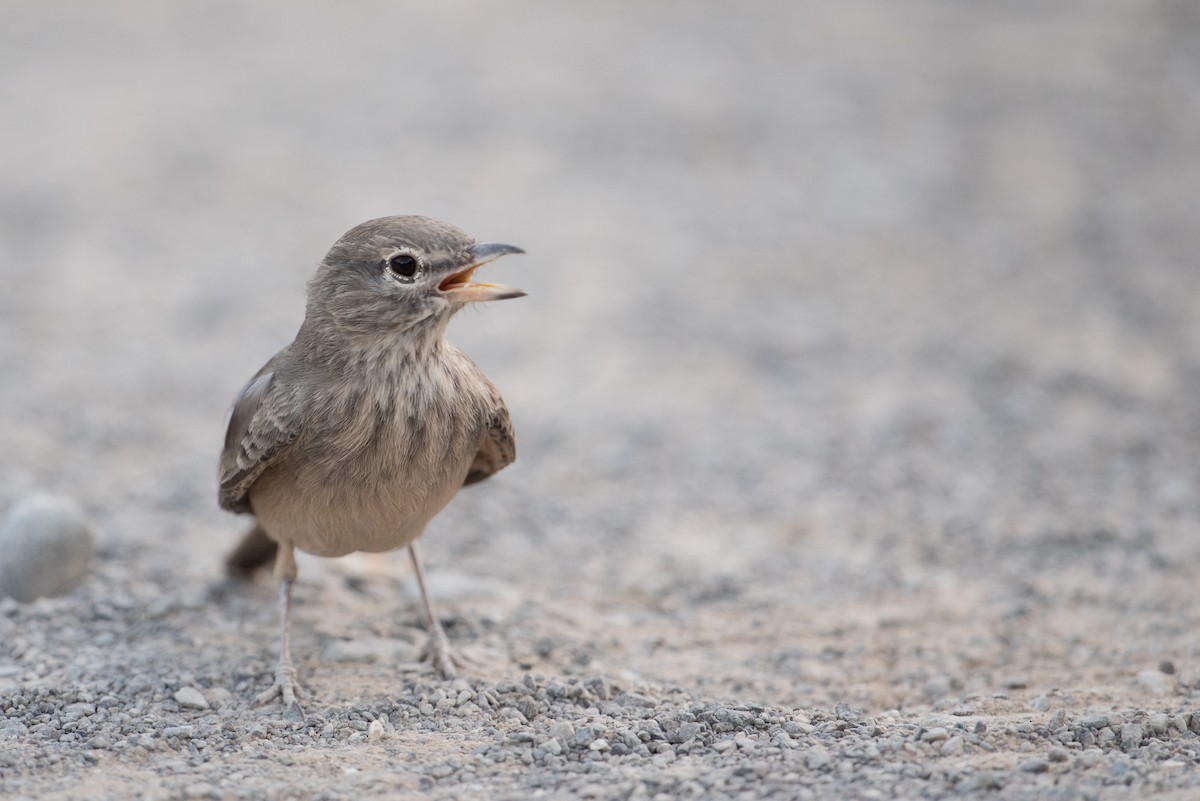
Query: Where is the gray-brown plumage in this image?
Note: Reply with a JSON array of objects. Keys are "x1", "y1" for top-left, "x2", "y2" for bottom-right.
[{"x1": 218, "y1": 215, "x2": 524, "y2": 717}]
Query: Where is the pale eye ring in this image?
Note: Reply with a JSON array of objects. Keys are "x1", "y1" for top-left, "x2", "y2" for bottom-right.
[{"x1": 384, "y1": 251, "x2": 421, "y2": 282}]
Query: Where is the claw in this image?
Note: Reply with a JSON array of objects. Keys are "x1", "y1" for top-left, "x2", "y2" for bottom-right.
[
  {"x1": 255, "y1": 660, "x2": 306, "y2": 720},
  {"x1": 420, "y1": 629, "x2": 463, "y2": 680}
]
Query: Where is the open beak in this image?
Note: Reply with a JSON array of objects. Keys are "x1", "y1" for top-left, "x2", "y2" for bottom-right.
[{"x1": 438, "y1": 242, "x2": 526, "y2": 303}]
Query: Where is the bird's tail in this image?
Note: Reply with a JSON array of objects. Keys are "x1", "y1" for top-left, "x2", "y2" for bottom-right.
[{"x1": 225, "y1": 522, "x2": 278, "y2": 577}]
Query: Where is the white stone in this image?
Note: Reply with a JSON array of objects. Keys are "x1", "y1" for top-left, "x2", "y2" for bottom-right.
[
  {"x1": 0, "y1": 495, "x2": 94, "y2": 602},
  {"x1": 174, "y1": 686, "x2": 210, "y2": 710}
]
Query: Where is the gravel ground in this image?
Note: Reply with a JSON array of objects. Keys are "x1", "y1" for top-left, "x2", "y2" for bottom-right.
[{"x1": 3, "y1": 1, "x2": 1200, "y2": 799}]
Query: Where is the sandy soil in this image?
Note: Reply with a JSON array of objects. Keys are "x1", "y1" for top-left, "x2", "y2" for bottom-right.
[{"x1": 2, "y1": 1, "x2": 1200, "y2": 798}]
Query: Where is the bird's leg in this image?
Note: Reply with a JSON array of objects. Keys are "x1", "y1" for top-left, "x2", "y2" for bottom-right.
[
  {"x1": 255, "y1": 540, "x2": 306, "y2": 719},
  {"x1": 408, "y1": 541, "x2": 460, "y2": 679}
]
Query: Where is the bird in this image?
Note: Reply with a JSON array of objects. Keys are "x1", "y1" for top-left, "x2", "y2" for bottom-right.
[{"x1": 217, "y1": 215, "x2": 525, "y2": 717}]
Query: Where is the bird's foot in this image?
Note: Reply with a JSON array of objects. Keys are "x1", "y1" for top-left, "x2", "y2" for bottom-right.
[
  {"x1": 418, "y1": 629, "x2": 464, "y2": 680},
  {"x1": 255, "y1": 660, "x2": 306, "y2": 720}
]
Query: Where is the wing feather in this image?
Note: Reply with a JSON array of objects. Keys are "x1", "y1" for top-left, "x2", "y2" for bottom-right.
[
  {"x1": 463, "y1": 401, "x2": 516, "y2": 486},
  {"x1": 217, "y1": 364, "x2": 302, "y2": 513}
]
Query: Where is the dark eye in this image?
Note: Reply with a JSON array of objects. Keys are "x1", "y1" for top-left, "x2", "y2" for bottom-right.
[{"x1": 385, "y1": 252, "x2": 420, "y2": 281}]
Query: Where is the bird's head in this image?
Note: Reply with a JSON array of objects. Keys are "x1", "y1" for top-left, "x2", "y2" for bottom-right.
[{"x1": 308, "y1": 215, "x2": 525, "y2": 336}]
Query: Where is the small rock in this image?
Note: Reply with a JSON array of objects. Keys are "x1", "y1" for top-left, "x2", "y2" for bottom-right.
[
  {"x1": 957, "y1": 771, "x2": 1002, "y2": 792},
  {"x1": 924, "y1": 675, "x2": 953, "y2": 699},
  {"x1": 1137, "y1": 669, "x2": 1169, "y2": 695},
  {"x1": 588, "y1": 738, "x2": 610, "y2": 751},
  {"x1": 1159, "y1": 660, "x2": 1175, "y2": 675},
  {"x1": 1119, "y1": 723, "x2": 1145, "y2": 751},
  {"x1": 941, "y1": 736, "x2": 964, "y2": 756},
  {"x1": 368, "y1": 720, "x2": 383, "y2": 741},
  {"x1": 1020, "y1": 759, "x2": 1049, "y2": 773},
  {"x1": 174, "y1": 687, "x2": 209, "y2": 710},
  {"x1": 0, "y1": 495, "x2": 95, "y2": 603},
  {"x1": 1047, "y1": 747, "x2": 1070, "y2": 763},
  {"x1": 771, "y1": 732, "x2": 798, "y2": 749},
  {"x1": 784, "y1": 720, "x2": 814, "y2": 735},
  {"x1": 675, "y1": 722, "x2": 702, "y2": 744},
  {"x1": 834, "y1": 702, "x2": 861, "y2": 722},
  {"x1": 805, "y1": 746, "x2": 831, "y2": 769},
  {"x1": 1031, "y1": 694, "x2": 1051, "y2": 712},
  {"x1": 1148, "y1": 714, "x2": 1170, "y2": 736},
  {"x1": 585, "y1": 676, "x2": 611, "y2": 701},
  {"x1": 548, "y1": 721, "x2": 575, "y2": 745},
  {"x1": 650, "y1": 750, "x2": 676, "y2": 767},
  {"x1": 0, "y1": 720, "x2": 29, "y2": 739},
  {"x1": 617, "y1": 692, "x2": 658, "y2": 708},
  {"x1": 1079, "y1": 715, "x2": 1109, "y2": 730},
  {"x1": 920, "y1": 727, "x2": 949, "y2": 743}
]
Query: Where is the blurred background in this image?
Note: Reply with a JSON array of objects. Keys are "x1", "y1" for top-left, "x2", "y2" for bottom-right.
[{"x1": 1, "y1": 1, "x2": 1198, "y2": 708}]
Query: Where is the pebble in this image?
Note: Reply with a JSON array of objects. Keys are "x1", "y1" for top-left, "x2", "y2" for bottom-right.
[
  {"x1": 1046, "y1": 747, "x2": 1069, "y2": 763},
  {"x1": 617, "y1": 692, "x2": 658, "y2": 708},
  {"x1": 805, "y1": 746, "x2": 831, "y2": 769},
  {"x1": 920, "y1": 727, "x2": 949, "y2": 743},
  {"x1": 675, "y1": 722, "x2": 702, "y2": 743},
  {"x1": 1120, "y1": 723, "x2": 1145, "y2": 751},
  {"x1": 548, "y1": 721, "x2": 575, "y2": 745},
  {"x1": 957, "y1": 771, "x2": 1003, "y2": 792},
  {"x1": 174, "y1": 687, "x2": 210, "y2": 710},
  {"x1": 1137, "y1": 669, "x2": 1169, "y2": 695},
  {"x1": 0, "y1": 495, "x2": 95, "y2": 603},
  {"x1": 0, "y1": 654, "x2": 1194, "y2": 799},
  {"x1": 1, "y1": 720, "x2": 29, "y2": 739}
]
